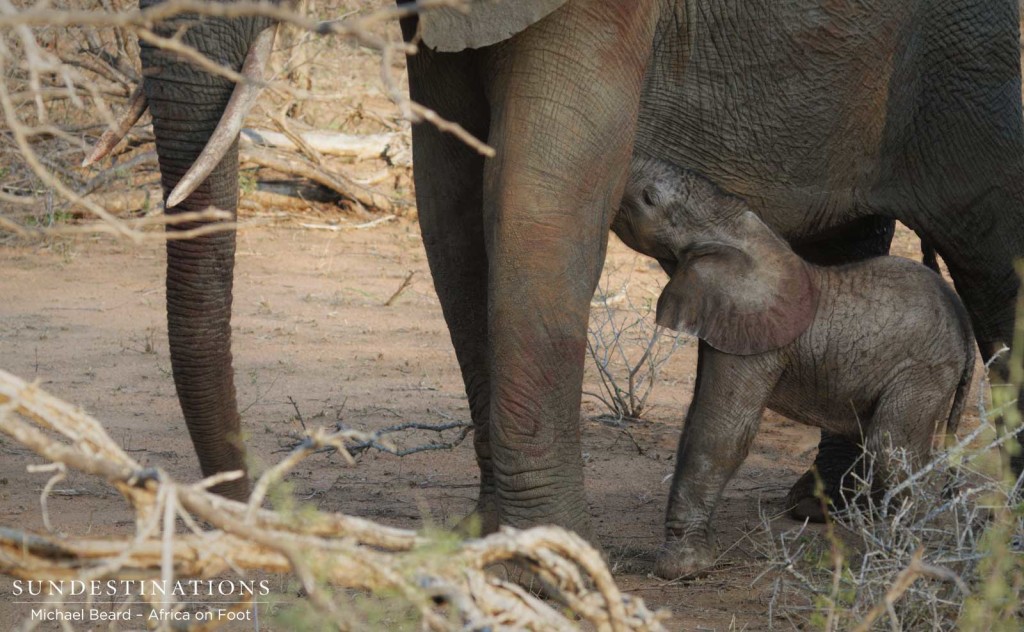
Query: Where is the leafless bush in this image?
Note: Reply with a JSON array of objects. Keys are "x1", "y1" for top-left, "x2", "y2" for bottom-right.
[
  {"x1": 586, "y1": 269, "x2": 687, "y2": 423},
  {"x1": 755, "y1": 359, "x2": 1024, "y2": 631}
]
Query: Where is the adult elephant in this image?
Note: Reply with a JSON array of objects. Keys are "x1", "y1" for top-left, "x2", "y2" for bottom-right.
[
  {"x1": 404, "y1": 0, "x2": 1024, "y2": 547},
  {"x1": 101, "y1": 0, "x2": 1024, "y2": 575}
]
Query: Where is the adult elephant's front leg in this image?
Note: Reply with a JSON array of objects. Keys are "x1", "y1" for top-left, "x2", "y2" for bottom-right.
[
  {"x1": 480, "y1": 0, "x2": 656, "y2": 537},
  {"x1": 403, "y1": 38, "x2": 495, "y2": 531}
]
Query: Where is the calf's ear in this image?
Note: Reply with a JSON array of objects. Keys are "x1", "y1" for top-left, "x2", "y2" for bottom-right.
[{"x1": 655, "y1": 214, "x2": 819, "y2": 355}]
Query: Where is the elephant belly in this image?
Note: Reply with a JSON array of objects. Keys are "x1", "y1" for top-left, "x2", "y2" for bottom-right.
[
  {"x1": 635, "y1": 0, "x2": 917, "y2": 239},
  {"x1": 765, "y1": 376, "x2": 876, "y2": 439}
]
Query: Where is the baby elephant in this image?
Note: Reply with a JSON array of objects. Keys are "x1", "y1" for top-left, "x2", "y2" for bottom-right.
[{"x1": 613, "y1": 157, "x2": 974, "y2": 579}]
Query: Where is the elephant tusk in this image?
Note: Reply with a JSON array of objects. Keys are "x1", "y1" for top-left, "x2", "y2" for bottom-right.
[
  {"x1": 166, "y1": 26, "x2": 277, "y2": 208},
  {"x1": 81, "y1": 83, "x2": 148, "y2": 167}
]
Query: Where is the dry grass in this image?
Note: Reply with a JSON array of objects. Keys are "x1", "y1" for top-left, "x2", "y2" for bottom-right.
[{"x1": 755, "y1": 358, "x2": 1024, "y2": 631}]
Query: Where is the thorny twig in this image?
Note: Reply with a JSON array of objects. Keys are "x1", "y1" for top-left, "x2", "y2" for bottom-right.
[
  {"x1": 587, "y1": 266, "x2": 686, "y2": 421},
  {"x1": 341, "y1": 419, "x2": 472, "y2": 457}
]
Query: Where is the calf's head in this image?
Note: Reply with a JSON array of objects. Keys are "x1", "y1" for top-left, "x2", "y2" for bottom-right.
[{"x1": 613, "y1": 158, "x2": 819, "y2": 355}]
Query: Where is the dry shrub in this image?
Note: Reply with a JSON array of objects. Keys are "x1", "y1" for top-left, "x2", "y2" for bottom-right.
[
  {"x1": 0, "y1": 0, "x2": 481, "y2": 242},
  {"x1": 756, "y1": 358, "x2": 1024, "y2": 632},
  {"x1": 587, "y1": 269, "x2": 687, "y2": 423}
]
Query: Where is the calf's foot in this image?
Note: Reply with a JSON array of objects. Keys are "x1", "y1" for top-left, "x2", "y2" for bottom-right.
[{"x1": 653, "y1": 533, "x2": 716, "y2": 580}]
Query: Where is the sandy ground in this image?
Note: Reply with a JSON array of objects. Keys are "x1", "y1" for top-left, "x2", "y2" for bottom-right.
[{"x1": 0, "y1": 215, "x2": 974, "y2": 630}]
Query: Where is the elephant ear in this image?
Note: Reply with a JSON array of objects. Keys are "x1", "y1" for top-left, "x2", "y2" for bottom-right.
[
  {"x1": 655, "y1": 213, "x2": 820, "y2": 355},
  {"x1": 419, "y1": 0, "x2": 569, "y2": 52}
]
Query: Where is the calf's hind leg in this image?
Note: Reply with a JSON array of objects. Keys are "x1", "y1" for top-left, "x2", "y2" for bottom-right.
[{"x1": 864, "y1": 372, "x2": 951, "y2": 506}]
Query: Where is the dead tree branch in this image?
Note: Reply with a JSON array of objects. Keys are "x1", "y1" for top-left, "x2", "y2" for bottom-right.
[{"x1": 0, "y1": 369, "x2": 669, "y2": 631}]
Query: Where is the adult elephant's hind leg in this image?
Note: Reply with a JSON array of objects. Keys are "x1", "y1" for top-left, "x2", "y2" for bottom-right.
[
  {"x1": 480, "y1": 0, "x2": 656, "y2": 539},
  {"x1": 884, "y1": 0, "x2": 1024, "y2": 480},
  {"x1": 403, "y1": 35, "x2": 497, "y2": 532}
]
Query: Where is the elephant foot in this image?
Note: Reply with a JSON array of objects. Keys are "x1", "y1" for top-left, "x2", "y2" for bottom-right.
[
  {"x1": 209, "y1": 476, "x2": 251, "y2": 503},
  {"x1": 653, "y1": 536, "x2": 716, "y2": 580},
  {"x1": 785, "y1": 469, "x2": 832, "y2": 523},
  {"x1": 496, "y1": 488, "x2": 601, "y2": 550},
  {"x1": 486, "y1": 559, "x2": 552, "y2": 597},
  {"x1": 454, "y1": 493, "x2": 500, "y2": 538},
  {"x1": 788, "y1": 435, "x2": 867, "y2": 522}
]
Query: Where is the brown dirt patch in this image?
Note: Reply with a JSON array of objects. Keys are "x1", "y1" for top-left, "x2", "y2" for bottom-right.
[{"x1": 0, "y1": 218, "x2": 974, "y2": 630}]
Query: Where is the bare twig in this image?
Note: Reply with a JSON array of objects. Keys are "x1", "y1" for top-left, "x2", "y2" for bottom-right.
[
  {"x1": 851, "y1": 550, "x2": 968, "y2": 632},
  {"x1": 384, "y1": 270, "x2": 416, "y2": 306},
  {"x1": 587, "y1": 267, "x2": 686, "y2": 420}
]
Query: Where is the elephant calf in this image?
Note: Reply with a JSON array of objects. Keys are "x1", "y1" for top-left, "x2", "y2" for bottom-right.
[{"x1": 612, "y1": 157, "x2": 975, "y2": 579}]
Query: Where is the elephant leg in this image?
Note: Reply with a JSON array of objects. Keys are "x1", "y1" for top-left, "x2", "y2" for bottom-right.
[
  {"x1": 657, "y1": 343, "x2": 781, "y2": 579},
  {"x1": 402, "y1": 34, "x2": 496, "y2": 532},
  {"x1": 785, "y1": 215, "x2": 895, "y2": 521},
  {"x1": 880, "y1": 0, "x2": 1024, "y2": 482},
  {"x1": 865, "y1": 372, "x2": 946, "y2": 502},
  {"x1": 477, "y1": 0, "x2": 657, "y2": 538},
  {"x1": 918, "y1": 187, "x2": 1024, "y2": 480},
  {"x1": 926, "y1": 220, "x2": 1024, "y2": 480}
]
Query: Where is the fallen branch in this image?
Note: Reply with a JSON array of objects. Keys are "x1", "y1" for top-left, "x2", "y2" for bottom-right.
[
  {"x1": 299, "y1": 215, "x2": 397, "y2": 231},
  {"x1": 240, "y1": 145, "x2": 399, "y2": 213},
  {"x1": 0, "y1": 369, "x2": 669, "y2": 631},
  {"x1": 241, "y1": 127, "x2": 408, "y2": 164}
]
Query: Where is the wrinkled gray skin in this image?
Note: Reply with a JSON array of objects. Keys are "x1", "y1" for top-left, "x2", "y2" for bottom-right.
[
  {"x1": 613, "y1": 159, "x2": 975, "y2": 578},
  {"x1": 132, "y1": 0, "x2": 1024, "y2": 570}
]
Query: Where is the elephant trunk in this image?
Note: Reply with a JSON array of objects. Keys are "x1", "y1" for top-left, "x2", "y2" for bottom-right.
[
  {"x1": 160, "y1": 137, "x2": 248, "y2": 500},
  {"x1": 139, "y1": 3, "x2": 271, "y2": 499}
]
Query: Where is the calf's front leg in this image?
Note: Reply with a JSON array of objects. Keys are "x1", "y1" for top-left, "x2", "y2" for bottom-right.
[{"x1": 657, "y1": 343, "x2": 781, "y2": 579}]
